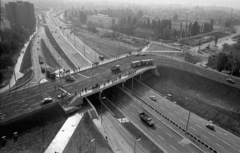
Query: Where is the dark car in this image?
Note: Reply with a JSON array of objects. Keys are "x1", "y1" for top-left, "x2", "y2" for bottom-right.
[
  {"x1": 206, "y1": 124, "x2": 215, "y2": 131},
  {"x1": 226, "y1": 78, "x2": 235, "y2": 84},
  {"x1": 41, "y1": 97, "x2": 53, "y2": 105}
]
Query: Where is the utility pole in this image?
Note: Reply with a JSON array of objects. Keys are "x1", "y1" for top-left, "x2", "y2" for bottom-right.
[{"x1": 185, "y1": 111, "x2": 191, "y2": 134}]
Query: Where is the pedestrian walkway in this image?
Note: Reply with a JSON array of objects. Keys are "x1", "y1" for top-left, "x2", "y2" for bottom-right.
[
  {"x1": 0, "y1": 30, "x2": 37, "y2": 93},
  {"x1": 44, "y1": 113, "x2": 83, "y2": 153}
]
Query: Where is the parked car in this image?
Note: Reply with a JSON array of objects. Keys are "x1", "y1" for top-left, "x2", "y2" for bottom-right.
[
  {"x1": 226, "y1": 78, "x2": 235, "y2": 84},
  {"x1": 150, "y1": 95, "x2": 156, "y2": 101},
  {"x1": 41, "y1": 97, "x2": 53, "y2": 105}
]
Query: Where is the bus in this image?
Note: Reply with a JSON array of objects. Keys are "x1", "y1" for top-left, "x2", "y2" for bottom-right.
[{"x1": 131, "y1": 61, "x2": 141, "y2": 68}]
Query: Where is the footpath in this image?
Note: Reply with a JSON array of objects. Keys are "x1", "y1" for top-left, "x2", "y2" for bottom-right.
[{"x1": 0, "y1": 29, "x2": 37, "y2": 93}]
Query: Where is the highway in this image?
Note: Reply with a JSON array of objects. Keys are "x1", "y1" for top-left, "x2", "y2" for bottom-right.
[
  {"x1": 128, "y1": 79, "x2": 240, "y2": 153},
  {"x1": 45, "y1": 10, "x2": 91, "y2": 68},
  {"x1": 102, "y1": 86, "x2": 205, "y2": 153}
]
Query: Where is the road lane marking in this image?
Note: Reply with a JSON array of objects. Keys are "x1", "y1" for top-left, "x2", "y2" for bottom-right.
[
  {"x1": 158, "y1": 135, "x2": 164, "y2": 140},
  {"x1": 217, "y1": 131, "x2": 222, "y2": 135},
  {"x1": 222, "y1": 140, "x2": 230, "y2": 146},
  {"x1": 18, "y1": 100, "x2": 25, "y2": 104},
  {"x1": 131, "y1": 112, "x2": 135, "y2": 116},
  {"x1": 208, "y1": 131, "x2": 215, "y2": 137},
  {"x1": 160, "y1": 107, "x2": 165, "y2": 110},
  {"x1": 202, "y1": 134, "x2": 209, "y2": 139},
  {"x1": 175, "y1": 111, "x2": 180, "y2": 115},
  {"x1": 179, "y1": 119, "x2": 185, "y2": 124},
  {"x1": 216, "y1": 143, "x2": 224, "y2": 149},
  {"x1": 28, "y1": 99, "x2": 35, "y2": 103},
  {"x1": 170, "y1": 145, "x2": 177, "y2": 151},
  {"x1": 196, "y1": 124, "x2": 202, "y2": 129},
  {"x1": 166, "y1": 132, "x2": 172, "y2": 138},
  {"x1": 190, "y1": 126, "x2": 196, "y2": 131},
  {"x1": 31, "y1": 103, "x2": 39, "y2": 107},
  {"x1": 169, "y1": 112, "x2": 174, "y2": 117},
  {"x1": 156, "y1": 124, "x2": 161, "y2": 129},
  {"x1": 228, "y1": 138, "x2": 236, "y2": 143},
  {"x1": 178, "y1": 142, "x2": 184, "y2": 147}
]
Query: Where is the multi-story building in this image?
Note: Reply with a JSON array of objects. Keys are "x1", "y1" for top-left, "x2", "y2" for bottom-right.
[
  {"x1": 0, "y1": 16, "x2": 11, "y2": 31},
  {"x1": 5, "y1": 1, "x2": 35, "y2": 30},
  {"x1": 87, "y1": 14, "x2": 118, "y2": 30}
]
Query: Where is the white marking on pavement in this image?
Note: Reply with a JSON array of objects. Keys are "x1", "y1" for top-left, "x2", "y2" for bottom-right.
[
  {"x1": 166, "y1": 132, "x2": 172, "y2": 138},
  {"x1": 179, "y1": 119, "x2": 185, "y2": 124},
  {"x1": 208, "y1": 132, "x2": 216, "y2": 137},
  {"x1": 169, "y1": 112, "x2": 174, "y2": 117},
  {"x1": 178, "y1": 142, "x2": 184, "y2": 147},
  {"x1": 158, "y1": 135, "x2": 164, "y2": 140},
  {"x1": 170, "y1": 145, "x2": 177, "y2": 151},
  {"x1": 131, "y1": 112, "x2": 135, "y2": 116},
  {"x1": 76, "y1": 73, "x2": 89, "y2": 78},
  {"x1": 156, "y1": 124, "x2": 161, "y2": 129},
  {"x1": 175, "y1": 111, "x2": 180, "y2": 115},
  {"x1": 160, "y1": 107, "x2": 165, "y2": 110},
  {"x1": 18, "y1": 100, "x2": 25, "y2": 104},
  {"x1": 222, "y1": 140, "x2": 230, "y2": 146},
  {"x1": 196, "y1": 124, "x2": 202, "y2": 129},
  {"x1": 190, "y1": 126, "x2": 196, "y2": 131},
  {"x1": 217, "y1": 131, "x2": 222, "y2": 135},
  {"x1": 216, "y1": 143, "x2": 224, "y2": 149},
  {"x1": 228, "y1": 138, "x2": 236, "y2": 143},
  {"x1": 202, "y1": 135, "x2": 209, "y2": 139}
]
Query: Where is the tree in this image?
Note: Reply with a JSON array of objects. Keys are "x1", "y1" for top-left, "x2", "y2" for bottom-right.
[
  {"x1": 216, "y1": 52, "x2": 228, "y2": 71},
  {"x1": 79, "y1": 11, "x2": 87, "y2": 24},
  {"x1": 64, "y1": 10, "x2": 67, "y2": 18},
  {"x1": 128, "y1": 16, "x2": 131, "y2": 25},
  {"x1": 214, "y1": 36, "x2": 218, "y2": 46},
  {"x1": 210, "y1": 19, "x2": 214, "y2": 31},
  {"x1": 163, "y1": 26, "x2": 171, "y2": 40},
  {"x1": 191, "y1": 21, "x2": 199, "y2": 36}
]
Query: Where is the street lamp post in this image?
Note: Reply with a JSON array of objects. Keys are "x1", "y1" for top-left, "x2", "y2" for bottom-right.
[
  {"x1": 90, "y1": 138, "x2": 96, "y2": 153},
  {"x1": 38, "y1": 79, "x2": 44, "y2": 153},
  {"x1": 185, "y1": 111, "x2": 191, "y2": 135},
  {"x1": 134, "y1": 137, "x2": 141, "y2": 153},
  {"x1": 221, "y1": 62, "x2": 229, "y2": 83}
]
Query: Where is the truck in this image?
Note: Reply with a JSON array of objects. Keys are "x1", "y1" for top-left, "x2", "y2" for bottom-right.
[
  {"x1": 65, "y1": 74, "x2": 75, "y2": 81},
  {"x1": 139, "y1": 112, "x2": 154, "y2": 126}
]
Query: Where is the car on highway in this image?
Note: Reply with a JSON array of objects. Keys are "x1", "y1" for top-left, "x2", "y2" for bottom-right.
[
  {"x1": 111, "y1": 65, "x2": 120, "y2": 71},
  {"x1": 139, "y1": 112, "x2": 154, "y2": 126},
  {"x1": 150, "y1": 95, "x2": 157, "y2": 101},
  {"x1": 41, "y1": 97, "x2": 53, "y2": 105},
  {"x1": 200, "y1": 64, "x2": 207, "y2": 68},
  {"x1": 140, "y1": 53, "x2": 146, "y2": 56},
  {"x1": 226, "y1": 78, "x2": 235, "y2": 84},
  {"x1": 206, "y1": 124, "x2": 215, "y2": 131}
]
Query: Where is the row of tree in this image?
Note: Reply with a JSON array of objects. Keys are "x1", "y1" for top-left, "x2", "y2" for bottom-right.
[{"x1": 0, "y1": 27, "x2": 30, "y2": 83}]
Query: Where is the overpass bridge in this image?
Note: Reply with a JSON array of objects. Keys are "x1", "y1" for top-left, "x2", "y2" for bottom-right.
[{"x1": 59, "y1": 65, "x2": 158, "y2": 113}]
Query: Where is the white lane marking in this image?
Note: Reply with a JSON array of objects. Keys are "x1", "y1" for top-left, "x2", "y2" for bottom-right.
[
  {"x1": 222, "y1": 140, "x2": 230, "y2": 146},
  {"x1": 160, "y1": 107, "x2": 165, "y2": 110},
  {"x1": 166, "y1": 105, "x2": 170, "y2": 108},
  {"x1": 178, "y1": 142, "x2": 184, "y2": 147},
  {"x1": 175, "y1": 111, "x2": 180, "y2": 115},
  {"x1": 217, "y1": 131, "x2": 222, "y2": 135},
  {"x1": 202, "y1": 134, "x2": 209, "y2": 139},
  {"x1": 156, "y1": 124, "x2": 161, "y2": 129},
  {"x1": 216, "y1": 143, "x2": 224, "y2": 149},
  {"x1": 158, "y1": 135, "x2": 164, "y2": 140},
  {"x1": 166, "y1": 132, "x2": 172, "y2": 138},
  {"x1": 131, "y1": 112, "x2": 135, "y2": 116},
  {"x1": 170, "y1": 145, "x2": 177, "y2": 151},
  {"x1": 181, "y1": 109, "x2": 188, "y2": 113},
  {"x1": 18, "y1": 100, "x2": 25, "y2": 104},
  {"x1": 208, "y1": 132, "x2": 216, "y2": 137},
  {"x1": 31, "y1": 103, "x2": 39, "y2": 107},
  {"x1": 190, "y1": 126, "x2": 196, "y2": 131},
  {"x1": 76, "y1": 73, "x2": 89, "y2": 78},
  {"x1": 169, "y1": 112, "x2": 174, "y2": 117},
  {"x1": 196, "y1": 124, "x2": 203, "y2": 129},
  {"x1": 179, "y1": 119, "x2": 185, "y2": 124},
  {"x1": 28, "y1": 99, "x2": 35, "y2": 103},
  {"x1": 228, "y1": 138, "x2": 236, "y2": 143}
]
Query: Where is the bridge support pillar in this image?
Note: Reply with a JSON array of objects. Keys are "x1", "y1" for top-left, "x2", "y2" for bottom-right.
[
  {"x1": 131, "y1": 77, "x2": 134, "y2": 92},
  {"x1": 99, "y1": 90, "x2": 102, "y2": 99},
  {"x1": 139, "y1": 73, "x2": 143, "y2": 81},
  {"x1": 122, "y1": 82, "x2": 125, "y2": 88}
]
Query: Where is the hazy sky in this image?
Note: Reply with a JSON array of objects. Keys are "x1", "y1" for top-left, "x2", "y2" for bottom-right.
[{"x1": 107, "y1": 0, "x2": 240, "y2": 8}]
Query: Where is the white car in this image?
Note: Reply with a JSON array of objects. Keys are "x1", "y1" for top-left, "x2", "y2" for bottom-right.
[
  {"x1": 150, "y1": 96, "x2": 156, "y2": 101},
  {"x1": 41, "y1": 97, "x2": 53, "y2": 105}
]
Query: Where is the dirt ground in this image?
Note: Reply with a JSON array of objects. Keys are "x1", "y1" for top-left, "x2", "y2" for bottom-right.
[{"x1": 141, "y1": 66, "x2": 240, "y2": 137}]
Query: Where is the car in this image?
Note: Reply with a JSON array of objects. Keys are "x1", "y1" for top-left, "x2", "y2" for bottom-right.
[
  {"x1": 41, "y1": 97, "x2": 53, "y2": 105},
  {"x1": 111, "y1": 65, "x2": 120, "y2": 71},
  {"x1": 226, "y1": 78, "x2": 235, "y2": 84},
  {"x1": 139, "y1": 112, "x2": 154, "y2": 126},
  {"x1": 150, "y1": 95, "x2": 156, "y2": 101},
  {"x1": 57, "y1": 93, "x2": 67, "y2": 99},
  {"x1": 206, "y1": 124, "x2": 215, "y2": 131},
  {"x1": 140, "y1": 53, "x2": 146, "y2": 56},
  {"x1": 135, "y1": 53, "x2": 140, "y2": 56}
]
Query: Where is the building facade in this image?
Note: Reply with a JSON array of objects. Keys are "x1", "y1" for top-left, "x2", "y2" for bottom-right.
[
  {"x1": 87, "y1": 14, "x2": 118, "y2": 30},
  {"x1": 0, "y1": 16, "x2": 11, "y2": 31},
  {"x1": 5, "y1": 1, "x2": 35, "y2": 30}
]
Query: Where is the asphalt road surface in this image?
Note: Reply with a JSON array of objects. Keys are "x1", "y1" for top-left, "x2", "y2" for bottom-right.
[
  {"x1": 130, "y1": 80, "x2": 240, "y2": 153},
  {"x1": 103, "y1": 86, "x2": 204, "y2": 153}
]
